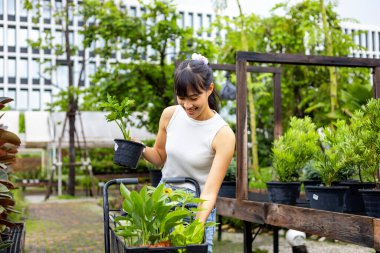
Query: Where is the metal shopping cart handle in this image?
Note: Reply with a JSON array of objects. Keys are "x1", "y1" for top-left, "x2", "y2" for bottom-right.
[
  {"x1": 103, "y1": 178, "x2": 139, "y2": 253},
  {"x1": 161, "y1": 177, "x2": 201, "y2": 198}
]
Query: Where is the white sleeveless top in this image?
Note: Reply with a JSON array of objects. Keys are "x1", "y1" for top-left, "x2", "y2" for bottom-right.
[{"x1": 161, "y1": 105, "x2": 228, "y2": 192}]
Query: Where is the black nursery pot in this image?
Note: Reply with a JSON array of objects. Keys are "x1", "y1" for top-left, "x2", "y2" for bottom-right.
[
  {"x1": 218, "y1": 181, "x2": 236, "y2": 198},
  {"x1": 149, "y1": 169, "x2": 162, "y2": 187},
  {"x1": 266, "y1": 181, "x2": 301, "y2": 205},
  {"x1": 359, "y1": 189, "x2": 380, "y2": 218},
  {"x1": 113, "y1": 139, "x2": 145, "y2": 169},
  {"x1": 305, "y1": 186, "x2": 349, "y2": 212},
  {"x1": 332, "y1": 181, "x2": 376, "y2": 214}
]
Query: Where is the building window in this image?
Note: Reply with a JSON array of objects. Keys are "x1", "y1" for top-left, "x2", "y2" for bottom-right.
[
  {"x1": 378, "y1": 32, "x2": 380, "y2": 51},
  {"x1": 0, "y1": 26, "x2": 3, "y2": 51},
  {"x1": 19, "y1": 89, "x2": 28, "y2": 110},
  {"x1": 0, "y1": 0, "x2": 3, "y2": 19},
  {"x1": 55, "y1": 0, "x2": 62, "y2": 24},
  {"x1": 31, "y1": 29, "x2": 40, "y2": 54},
  {"x1": 43, "y1": 0, "x2": 51, "y2": 24},
  {"x1": 188, "y1": 13, "x2": 194, "y2": 28},
  {"x1": 42, "y1": 61, "x2": 52, "y2": 85},
  {"x1": 372, "y1": 31, "x2": 375, "y2": 52},
  {"x1": 7, "y1": 89, "x2": 16, "y2": 109},
  {"x1": 7, "y1": 0, "x2": 15, "y2": 20},
  {"x1": 0, "y1": 57, "x2": 3, "y2": 83},
  {"x1": 7, "y1": 26, "x2": 16, "y2": 52},
  {"x1": 42, "y1": 89, "x2": 52, "y2": 110},
  {"x1": 20, "y1": 1, "x2": 27, "y2": 21},
  {"x1": 31, "y1": 59, "x2": 40, "y2": 84},
  {"x1": 365, "y1": 32, "x2": 369, "y2": 49},
  {"x1": 206, "y1": 15, "x2": 212, "y2": 37},
  {"x1": 0, "y1": 89, "x2": 3, "y2": 96},
  {"x1": 19, "y1": 27, "x2": 28, "y2": 52},
  {"x1": 57, "y1": 64, "x2": 68, "y2": 88},
  {"x1": 178, "y1": 12, "x2": 184, "y2": 28},
  {"x1": 130, "y1": 6, "x2": 137, "y2": 17},
  {"x1": 19, "y1": 58, "x2": 28, "y2": 84},
  {"x1": 197, "y1": 14, "x2": 202, "y2": 36},
  {"x1": 87, "y1": 62, "x2": 96, "y2": 85},
  {"x1": 7, "y1": 58, "x2": 16, "y2": 84},
  {"x1": 31, "y1": 89, "x2": 40, "y2": 110}
]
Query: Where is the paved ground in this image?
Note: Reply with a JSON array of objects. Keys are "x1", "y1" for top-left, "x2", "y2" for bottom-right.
[{"x1": 23, "y1": 194, "x2": 375, "y2": 253}]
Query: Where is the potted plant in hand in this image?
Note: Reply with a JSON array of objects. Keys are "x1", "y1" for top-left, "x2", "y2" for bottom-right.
[
  {"x1": 100, "y1": 95, "x2": 145, "y2": 169},
  {"x1": 268, "y1": 116, "x2": 319, "y2": 205}
]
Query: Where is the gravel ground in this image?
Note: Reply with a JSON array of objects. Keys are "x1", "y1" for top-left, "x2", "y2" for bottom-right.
[{"x1": 214, "y1": 230, "x2": 375, "y2": 253}]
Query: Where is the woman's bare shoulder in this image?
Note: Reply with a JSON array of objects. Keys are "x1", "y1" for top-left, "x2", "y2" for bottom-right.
[{"x1": 160, "y1": 105, "x2": 178, "y2": 125}]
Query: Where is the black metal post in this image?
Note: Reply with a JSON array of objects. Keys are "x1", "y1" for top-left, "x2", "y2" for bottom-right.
[
  {"x1": 273, "y1": 226, "x2": 279, "y2": 253},
  {"x1": 244, "y1": 221, "x2": 252, "y2": 253}
]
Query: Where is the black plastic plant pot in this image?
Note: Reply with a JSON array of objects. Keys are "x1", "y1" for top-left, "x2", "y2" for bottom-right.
[
  {"x1": 359, "y1": 189, "x2": 380, "y2": 218},
  {"x1": 333, "y1": 181, "x2": 376, "y2": 214},
  {"x1": 110, "y1": 228, "x2": 208, "y2": 253},
  {"x1": 266, "y1": 181, "x2": 301, "y2": 205},
  {"x1": 149, "y1": 169, "x2": 162, "y2": 187},
  {"x1": 113, "y1": 139, "x2": 145, "y2": 169},
  {"x1": 305, "y1": 186, "x2": 349, "y2": 212},
  {"x1": 302, "y1": 180, "x2": 322, "y2": 201},
  {"x1": 218, "y1": 181, "x2": 236, "y2": 198}
]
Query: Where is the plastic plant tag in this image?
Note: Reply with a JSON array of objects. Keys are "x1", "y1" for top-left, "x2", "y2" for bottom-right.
[
  {"x1": 114, "y1": 142, "x2": 118, "y2": 151},
  {"x1": 313, "y1": 194, "x2": 319, "y2": 201}
]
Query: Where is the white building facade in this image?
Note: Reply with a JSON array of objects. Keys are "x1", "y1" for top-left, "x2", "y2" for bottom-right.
[{"x1": 0, "y1": 0, "x2": 379, "y2": 111}]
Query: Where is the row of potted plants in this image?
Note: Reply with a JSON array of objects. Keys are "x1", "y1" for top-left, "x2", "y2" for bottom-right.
[{"x1": 268, "y1": 98, "x2": 380, "y2": 217}]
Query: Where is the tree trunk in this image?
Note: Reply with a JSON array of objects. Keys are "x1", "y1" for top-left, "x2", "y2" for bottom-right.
[
  {"x1": 237, "y1": 0, "x2": 259, "y2": 173},
  {"x1": 65, "y1": 2, "x2": 76, "y2": 196},
  {"x1": 320, "y1": 0, "x2": 338, "y2": 114}
]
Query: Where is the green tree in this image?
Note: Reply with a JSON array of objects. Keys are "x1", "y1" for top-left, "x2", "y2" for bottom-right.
[
  {"x1": 24, "y1": 0, "x2": 92, "y2": 195},
  {"x1": 263, "y1": 0, "x2": 371, "y2": 127},
  {"x1": 82, "y1": 0, "x2": 217, "y2": 133}
]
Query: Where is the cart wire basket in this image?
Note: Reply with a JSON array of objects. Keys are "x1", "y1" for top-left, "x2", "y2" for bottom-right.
[{"x1": 103, "y1": 177, "x2": 208, "y2": 253}]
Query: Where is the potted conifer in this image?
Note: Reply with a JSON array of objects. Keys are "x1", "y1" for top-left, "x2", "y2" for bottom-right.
[
  {"x1": 268, "y1": 116, "x2": 319, "y2": 205},
  {"x1": 100, "y1": 95, "x2": 145, "y2": 169},
  {"x1": 305, "y1": 120, "x2": 353, "y2": 212},
  {"x1": 345, "y1": 98, "x2": 380, "y2": 218}
]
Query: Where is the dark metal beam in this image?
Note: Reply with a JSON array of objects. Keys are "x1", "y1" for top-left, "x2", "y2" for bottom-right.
[{"x1": 237, "y1": 51, "x2": 380, "y2": 68}]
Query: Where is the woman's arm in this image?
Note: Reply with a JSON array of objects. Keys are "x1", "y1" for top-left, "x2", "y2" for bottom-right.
[
  {"x1": 142, "y1": 106, "x2": 176, "y2": 168},
  {"x1": 196, "y1": 125, "x2": 236, "y2": 223}
]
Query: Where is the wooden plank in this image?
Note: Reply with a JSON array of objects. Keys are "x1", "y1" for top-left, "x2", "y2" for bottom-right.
[
  {"x1": 209, "y1": 63, "x2": 281, "y2": 74},
  {"x1": 265, "y1": 203, "x2": 374, "y2": 248},
  {"x1": 216, "y1": 198, "x2": 377, "y2": 250},
  {"x1": 374, "y1": 219, "x2": 380, "y2": 250},
  {"x1": 236, "y1": 59, "x2": 248, "y2": 201},
  {"x1": 216, "y1": 198, "x2": 266, "y2": 224},
  {"x1": 374, "y1": 67, "x2": 380, "y2": 99},
  {"x1": 237, "y1": 51, "x2": 380, "y2": 68},
  {"x1": 273, "y1": 72, "x2": 282, "y2": 139}
]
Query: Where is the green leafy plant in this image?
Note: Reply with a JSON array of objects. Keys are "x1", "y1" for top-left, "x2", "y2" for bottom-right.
[
  {"x1": 114, "y1": 183, "x2": 215, "y2": 248},
  {"x1": 0, "y1": 97, "x2": 23, "y2": 249},
  {"x1": 271, "y1": 116, "x2": 320, "y2": 182},
  {"x1": 99, "y1": 94, "x2": 135, "y2": 140},
  {"x1": 341, "y1": 99, "x2": 380, "y2": 188},
  {"x1": 313, "y1": 120, "x2": 356, "y2": 186}
]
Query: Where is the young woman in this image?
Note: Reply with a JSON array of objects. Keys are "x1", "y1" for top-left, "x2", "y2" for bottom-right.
[{"x1": 142, "y1": 53, "x2": 235, "y2": 253}]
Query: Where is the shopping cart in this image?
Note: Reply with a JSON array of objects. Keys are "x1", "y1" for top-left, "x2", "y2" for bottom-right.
[{"x1": 103, "y1": 177, "x2": 208, "y2": 253}]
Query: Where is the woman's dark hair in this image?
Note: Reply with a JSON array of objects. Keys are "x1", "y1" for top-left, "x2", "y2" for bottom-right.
[{"x1": 174, "y1": 59, "x2": 219, "y2": 112}]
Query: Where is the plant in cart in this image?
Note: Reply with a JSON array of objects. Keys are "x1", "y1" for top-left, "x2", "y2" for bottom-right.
[
  {"x1": 99, "y1": 94, "x2": 145, "y2": 169},
  {"x1": 114, "y1": 182, "x2": 215, "y2": 249}
]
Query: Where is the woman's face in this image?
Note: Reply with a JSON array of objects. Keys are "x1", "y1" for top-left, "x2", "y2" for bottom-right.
[{"x1": 177, "y1": 84, "x2": 214, "y2": 120}]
